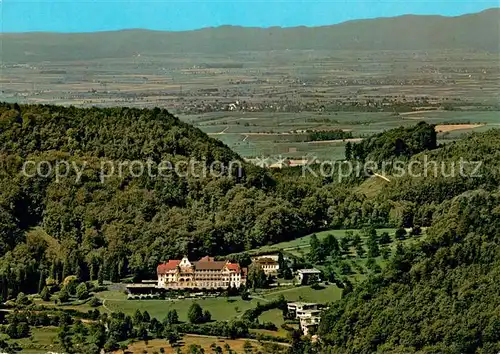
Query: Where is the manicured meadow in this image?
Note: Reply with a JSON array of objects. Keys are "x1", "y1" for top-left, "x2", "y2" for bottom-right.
[{"x1": 97, "y1": 290, "x2": 261, "y2": 321}]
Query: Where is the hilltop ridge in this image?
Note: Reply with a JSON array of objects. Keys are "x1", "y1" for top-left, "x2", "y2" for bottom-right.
[{"x1": 1, "y1": 8, "x2": 499, "y2": 62}]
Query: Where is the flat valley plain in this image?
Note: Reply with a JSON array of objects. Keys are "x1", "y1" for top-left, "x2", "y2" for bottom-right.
[{"x1": 1, "y1": 49, "x2": 499, "y2": 160}]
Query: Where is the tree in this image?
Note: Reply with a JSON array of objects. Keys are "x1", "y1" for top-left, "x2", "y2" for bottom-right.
[
  {"x1": 323, "y1": 234, "x2": 341, "y2": 258},
  {"x1": 203, "y1": 310, "x2": 212, "y2": 323},
  {"x1": 58, "y1": 324, "x2": 72, "y2": 352},
  {"x1": 243, "y1": 340, "x2": 253, "y2": 354},
  {"x1": 103, "y1": 337, "x2": 118, "y2": 352},
  {"x1": 137, "y1": 325, "x2": 148, "y2": 341},
  {"x1": 325, "y1": 265, "x2": 337, "y2": 283},
  {"x1": 142, "y1": 310, "x2": 151, "y2": 323},
  {"x1": 395, "y1": 227, "x2": 407, "y2": 240},
  {"x1": 366, "y1": 234, "x2": 380, "y2": 258},
  {"x1": 340, "y1": 262, "x2": 352, "y2": 275},
  {"x1": 16, "y1": 292, "x2": 30, "y2": 306},
  {"x1": 309, "y1": 234, "x2": 324, "y2": 263},
  {"x1": 362, "y1": 227, "x2": 378, "y2": 240},
  {"x1": 365, "y1": 258, "x2": 376, "y2": 270},
  {"x1": 379, "y1": 232, "x2": 392, "y2": 245},
  {"x1": 341, "y1": 277, "x2": 353, "y2": 298},
  {"x1": 165, "y1": 329, "x2": 180, "y2": 348},
  {"x1": 40, "y1": 286, "x2": 51, "y2": 301},
  {"x1": 352, "y1": 234, "x2": 363, "y2": 248},
  {"x1": 133, "y1": 309, "x2": 143, "y2": 325},
  {"x1": 282, "y1": 266, "x2": 293, "y2": 280},
  {"x1": 89, "y1": 296, "x2": 101, "y2": 307},
  {"x1": 76, "y1": 282, "x2": 89, "y2": 300},
  {"x1": 345, "y1": 141, "x2": 352, "y2": 160},
  {"x1": 355, "y1": 244, "x2": 365, "y2": 258},
  {"x1": 210, "y1": 343, "x2": 223, "y2": 354},
  {"x1": 58, "y1": 288, "x2": 70, "y2": 303},
  {"x1": 410, "y1": 225, "x2": 422, "y2": 236},
  {"x1": 381, "y1": 247, "x2": 390, "y2": 260},
  {"x1": 277, "y1": 251, "x2": 288, "y2": 278},
  {"x1": 165, "y1": 309, "x2": 179, "y2": 325},
  {"x1": 188, "y1": 344, "x2": 205, "y2": 354},
  {"x1": 340, "y1": 237, "x2": 351, "y2": 253},
  {"x1": 97, "y1": 268, "x2": 104, "y2": 286},
  {"x1": 188, "y1": 303, "x2": 204, "y2": 324},
  {"x1": 247, "y1": 265, "x2": 267, "y2": 291}
]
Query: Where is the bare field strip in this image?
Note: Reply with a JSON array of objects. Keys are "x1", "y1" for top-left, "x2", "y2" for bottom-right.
[
  {"x1": 400, "y1": 110, "x2": 445, "y2": 115},
  {"x1": 435, "y1": 124, "x2": 485, "y2": 132},
  {"x1": 308, "y1": 138, "x2": 363, "y2": 144}
]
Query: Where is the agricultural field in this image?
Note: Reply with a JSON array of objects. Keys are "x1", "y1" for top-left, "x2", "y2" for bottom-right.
[{"x1": 2, "y1": 49, "x2": 498, "y2": 160}]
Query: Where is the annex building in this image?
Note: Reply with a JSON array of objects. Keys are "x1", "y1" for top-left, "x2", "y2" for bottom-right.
[{"x1": 157, "y1": 256, "x2": 247, "y2": 290}]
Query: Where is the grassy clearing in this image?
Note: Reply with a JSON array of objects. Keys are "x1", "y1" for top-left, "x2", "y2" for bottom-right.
[{"x1": 261, "y1": 284, "x2": 342, "y2": 304}]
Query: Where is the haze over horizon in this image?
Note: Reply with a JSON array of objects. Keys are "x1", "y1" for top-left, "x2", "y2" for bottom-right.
[{"x1": 1, "y1": 0, "x2": 498, "y2": 33}]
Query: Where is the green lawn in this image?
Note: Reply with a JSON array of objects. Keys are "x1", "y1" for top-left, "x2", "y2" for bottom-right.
[
  {"x1": 96, "y1": 290, "x2": 261, "y2": 322},
  {"x1": 91, "y1": 282, "x2": 343, "y2": 323},
  {"x1": 261, "y1": 284, "x2": 342, "y2": 304}
]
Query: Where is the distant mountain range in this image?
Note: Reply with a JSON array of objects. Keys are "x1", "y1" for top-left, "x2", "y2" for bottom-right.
[{"x1": 1, "y1": 8, "x2": 499, "y2": 62}]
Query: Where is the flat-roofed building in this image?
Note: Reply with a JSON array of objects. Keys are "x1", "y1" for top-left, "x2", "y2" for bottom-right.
[
  {"x1": 287, "y1": 302, "x2": 320, "y2": 316},
  {"x1": 288, "y1": 302, "x2": 324, "y2": 336},
  {"x1": 296, "y1": 268, "x2": 321, "y2": 285}
]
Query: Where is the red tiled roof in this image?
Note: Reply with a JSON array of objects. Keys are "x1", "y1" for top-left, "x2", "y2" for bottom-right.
[
  {"x1": 226, "y1": 263, "x2": 241, "y2": 272},
  {"x1": 158, "y1": 258, "x2": 244, "y2": 273},
  {"x1": 157, "y1": 260, "x2": 181, "y2": 274}
]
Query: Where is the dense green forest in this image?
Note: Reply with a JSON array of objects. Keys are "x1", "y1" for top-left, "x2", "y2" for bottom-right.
[
  {"x1": 1, "y1": 103, "x2": 500, "y2": 353},
  {"x1": 347, "y1": 121, "x2": 438, "y2": 161},
  {"x1": 319, "y1": 190, "x2": 500, "y2": 353}
]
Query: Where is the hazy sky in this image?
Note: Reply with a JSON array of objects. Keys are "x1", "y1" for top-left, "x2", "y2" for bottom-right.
[{"x1": 1, "y1": 0, "x2": 498, "y2": 33}]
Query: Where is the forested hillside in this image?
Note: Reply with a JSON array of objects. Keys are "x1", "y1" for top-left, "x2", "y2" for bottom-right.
[
  {"x1": 0, "y1": 102, "x2": 499, "y2": 318},
  {"x1": 319, "y1": 190, "x2": 500, "y2": 353},
  {"x1": 317, "y1": 128, "x2": 500, "y2": 353},
  {"x1": 348, "y1": 121, "x2": 438, "y2": 161}
]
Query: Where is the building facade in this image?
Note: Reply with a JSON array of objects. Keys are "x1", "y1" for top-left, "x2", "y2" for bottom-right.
[
  {"x1": 252, "y1": 257, "x2": 279, "y2": 276},
  {"x1": 287, "y1": 302, "x2": 324, "y2": 336},
  {"x1": 157, "y1": 256, "x2": 246, "y2": 290},
  {"x1": 296, "y1": 268, "x2": 322, "y2": 285}
]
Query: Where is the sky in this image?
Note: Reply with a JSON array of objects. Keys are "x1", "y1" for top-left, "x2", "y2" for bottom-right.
[{"x1": 1, "y1": 0, "x2": 498, "y2": 33}]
